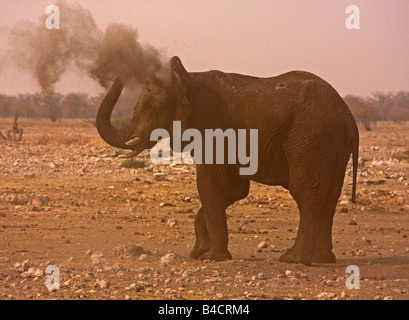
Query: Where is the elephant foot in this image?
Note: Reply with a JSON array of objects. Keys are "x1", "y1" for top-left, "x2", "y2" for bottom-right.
[
  {"x1": 311, "y1": 250, "x2": 336, "y2": 264},
  {"x1": 199, "y1": 248, "x2": 232, "y2": 261},
  {"x1": 279, "y1": 247, "x2": 312, "y2": 266},
  {"x1": 189, "y1": 243, "x2": 210, "y2": 260}
]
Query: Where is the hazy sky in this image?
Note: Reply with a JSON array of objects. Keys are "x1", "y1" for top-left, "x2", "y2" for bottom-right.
[{"x1": 0, "y1": 0, "x2": 408, "y2": 96}]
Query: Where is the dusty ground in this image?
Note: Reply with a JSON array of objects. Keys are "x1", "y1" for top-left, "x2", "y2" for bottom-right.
[{"x1": 0, "y1": 118, "x2": 408, "y2": 300}]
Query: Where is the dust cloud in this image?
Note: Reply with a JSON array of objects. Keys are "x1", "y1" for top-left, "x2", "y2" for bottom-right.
[{"x1": 8, "y1": 0, "x2": 169, "y2": 92}]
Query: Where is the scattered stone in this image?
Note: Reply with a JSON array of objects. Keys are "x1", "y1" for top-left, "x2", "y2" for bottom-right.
[
  {"x1": 127, "y1": 245, "x2": 151, "y2": 258},
  {"x1": 214, "y1": 293, "x2": 224, "y2": 299},
  {"x1": 139, "y1": 254, "x2": 148, "y2": 261},
  {"x1": 160, "y1": 253, "x2": 180, "y2": 266},
  {"x1": 366, "y1": 179, "x2": 386, "y2": 185},
  {"x1": 21, "y1": 268, "x2": 43, "y2": 278},
  {"x1": 317, "y1": 292, "x2": 336, "y2": 299},
  {"x1": 257, "y1": 241, "x2": 268, "y2": 249},
  {"x1": 30, "y1": 196, "x2": 49, "y2": 206},
  {"x1": 257, "y1": 272, "x2": 267, "y2": 280},
  {"x1": 4, "y1": 193, "x2": 26, "y2": 205},
  {"x1": 90, "y1": 252, "x2": 108, "y2": 267},
  {"x1": 77, "y1": 166, "x2": 88, "y2": 176},
  {"x1": 154, "y1": 173, "x2": 166, "y2": 181},
  {"x1": 285, "y1": 270, "x2": 294, "y2": 277},
  {"x1": 95, "y1": 279, "x2": 110, "y2": 289},
  {"x1": 339, "y1": 199, "x2": 351, "y2": 205},
  {"x1": 167, "y1": 219, "x2": 179, "y2": 228},
  {"x1": 14, "y1": 260, "x2": 31, "y2": 272},
  {"x1": 113, "y1": 244, "x2": 150, "y2": 259},
  {"x1": 393, "y1": 289, "x2": 405, "y2": 294},
  {"x1": 159, "y1": 202, "x2": 176, "y2": 207},
  {"x1": 0, "y1": 257, "x2": 10, "y2": 263}
]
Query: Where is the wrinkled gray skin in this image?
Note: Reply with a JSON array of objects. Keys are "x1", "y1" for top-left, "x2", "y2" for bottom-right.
[{"x1": 96, "y1": 56, "x2": 359, "y2": 266}]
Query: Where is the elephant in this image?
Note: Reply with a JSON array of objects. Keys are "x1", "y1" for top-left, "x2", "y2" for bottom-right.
[{"x1": 96, "y1": 56, "x2": 359, "y2": 266}]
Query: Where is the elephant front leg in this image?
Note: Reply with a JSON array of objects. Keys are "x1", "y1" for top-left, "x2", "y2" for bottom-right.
[
  {"x1": 198, "y1": 214, "x2": 232, "y2": 261},
  {"x1": 189, "y1": 208, "x2": 210, "y2": 259},
  {"x1": 195, "y1": 173, "x2": 232, "y2": 261},
  {"x1": 198, "y1": 201, "x2": 232, "y2": 261}
]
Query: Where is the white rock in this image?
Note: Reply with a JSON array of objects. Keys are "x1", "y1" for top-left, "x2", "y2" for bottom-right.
[
  {"x1": 257, "y1": 241, "x2": 268, "y2": 249},
  {"x1": 154, "y1": 173, "x2": 166, "y2": 181},
  {"x1": 214, "y1": 293, "x2": 224, "y2": 299},
  {"x1": 160, "y1": 253, "x2": 180, "y2": 266},
  {"x1": 95, "y1": 279, "x2": 110, "y2": 289},
  {"x1": 285, "y1": 270, "x2": 294, "y2": 277},
  {"x1": 139, "y1": 254, "x2": 148, "y2": 261},
  {"x1": 167, "y1": 219, "x2": 179, "y2": 228},
  {"x1": 91, "y1": 252, "x2": 108, "y2": 267},
  {"x1": 257, "y1": 272, "x2": 267, "y2": 280},
  {"x1": 317, "y1": 292, "x2": 336, "y2": 299}
]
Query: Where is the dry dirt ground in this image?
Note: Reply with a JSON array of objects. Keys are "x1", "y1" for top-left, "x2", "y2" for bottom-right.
[{"x1": 0, "y1": 118, "x2": 408, "y2": 300}]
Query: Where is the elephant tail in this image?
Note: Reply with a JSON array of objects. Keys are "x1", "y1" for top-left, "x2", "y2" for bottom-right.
[{"x1": 351, "y1": 133, "x2": 359, "y2": 203}]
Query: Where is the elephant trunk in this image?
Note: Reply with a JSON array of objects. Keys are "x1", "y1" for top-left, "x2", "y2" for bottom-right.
[{"x1": 96, "y1": 77, "x2": 135, "y2": 150}]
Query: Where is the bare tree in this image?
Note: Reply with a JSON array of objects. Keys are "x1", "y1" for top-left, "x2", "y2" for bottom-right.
[{"x1": 7, "y1": 115, "x2": 23, "y2": 142}]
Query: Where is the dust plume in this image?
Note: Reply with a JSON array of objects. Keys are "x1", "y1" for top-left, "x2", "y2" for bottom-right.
[
  {"x1": 8, "y1": 0, "x2": 169, "y2": 92},
  {"x1": 91, "y1": 23, "x2": 168, "y2": 87}
]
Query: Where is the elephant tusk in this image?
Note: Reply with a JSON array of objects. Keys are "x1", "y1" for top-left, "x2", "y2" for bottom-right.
[
  {"x1": 125, "y1": 136, "x2": 140, "y2": 146},
  {"x1": 118, "y1": 149, "x2": 140, "y2": 158}
]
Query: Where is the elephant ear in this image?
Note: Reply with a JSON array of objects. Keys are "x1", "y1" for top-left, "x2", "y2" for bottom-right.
[
  {"x1": 170, "y1": 56, "x2": 189, "y2": 99},
  {"x1": 170, "y1": 56, "x2": 192, "y2": 124}
]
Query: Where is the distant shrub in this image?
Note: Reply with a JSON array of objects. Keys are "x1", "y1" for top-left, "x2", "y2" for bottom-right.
[
  {"x1": 36, "y1": 133, "x2": 96, "y2": 145},
  {"x1": 120, "y1": 158, "x2": 146, "y2": 169}
]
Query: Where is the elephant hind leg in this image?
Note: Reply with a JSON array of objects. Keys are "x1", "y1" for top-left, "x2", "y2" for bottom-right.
[
  {"x1": 311, "y1": 165, "x2": 348, "y2": 263},
  {"x1": 278, "y1": 157, "x2": 332, "y2": 266},
  {"x1": 310, "y1": 193, "x2": 338, "y2": 264},
  {"x1": 279, "y1": 187, "x2": 328, "y2": 266}
]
